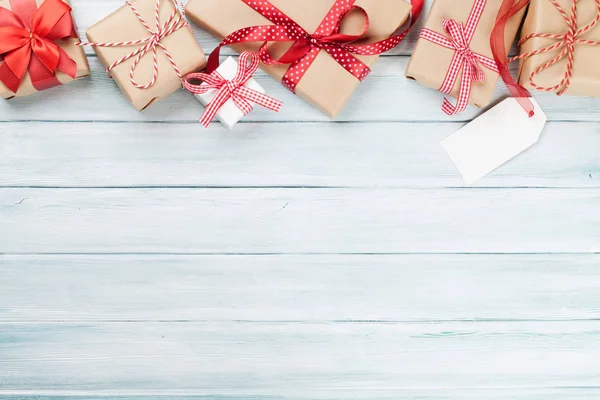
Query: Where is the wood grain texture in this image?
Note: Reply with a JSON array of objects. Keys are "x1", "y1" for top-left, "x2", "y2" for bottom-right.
[
  {"x1": 2, "y1": 254, "x2": 600, "y2": 322},
  {"x1": 2, "y1": 57, "x2": 599, "y2": 123},
  {"x1": 2, "y1": 321, "x2": 600, "y2": 392},
  {"x1": 2, "y1": 0, "x2": 600, "y2": 397},
  {"x1": 1, "y1": 188, "x2": 599, "y2": 254},
  {"x1": 1, "y1": 122, "x2": 599, "y2": 188}
]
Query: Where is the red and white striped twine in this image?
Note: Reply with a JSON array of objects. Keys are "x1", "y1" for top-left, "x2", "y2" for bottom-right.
[
  {"x1": 509, "y1": 0, "x2": 600, "y2": 95},
  {"x1": 78, "y1": 0, "x2": 189, "y2": 89},
  {"x1": 419, "y1": 0, "x2": 498, "y2": 115}
]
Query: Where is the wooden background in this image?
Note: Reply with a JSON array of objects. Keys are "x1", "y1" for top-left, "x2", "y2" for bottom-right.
[{"x1": 2, "y1": 0, "x2": 600, "y2": 398}]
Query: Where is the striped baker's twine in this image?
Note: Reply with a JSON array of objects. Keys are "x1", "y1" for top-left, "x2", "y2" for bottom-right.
[
  {"x1": 79, "y1": 0, "x2": 189, "y2": 89},
  {"x1": 509, "y1": 0, "x2": 600, "y2": 95}
]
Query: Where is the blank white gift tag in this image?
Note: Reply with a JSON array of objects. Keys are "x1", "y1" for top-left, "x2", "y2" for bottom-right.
[{"x1": 442, "y1": 98, "x2": 547, "y2": 184}]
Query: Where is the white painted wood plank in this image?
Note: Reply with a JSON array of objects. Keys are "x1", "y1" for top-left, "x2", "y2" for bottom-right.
[
  {"x1": 1, "y1": 321, "x2": 600, "y2": 392},
  {"x1": 1, "y1": 188, "x2": 598, "y2": 254},
  {"x1": 1, "y1": 122, "x2": 598, "y2": 188},
  {"x1": 2, "y1": 57, "x2": 599, "y2": 122},
  {"x1": 4, "y1": 391, "x2": 600, "y2": 400},
  {"x1": 2, "y1": 254, "x2": 600, "y2": 322}
]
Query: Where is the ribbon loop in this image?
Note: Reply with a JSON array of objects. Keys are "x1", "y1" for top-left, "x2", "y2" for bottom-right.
[
  {"x1": 184, "y1": 51, "x2": 283, "y2": 128},
  {"x1": 420, "y1": 0, "x2": 499, "y2": 115},
  {"x1": 0, "y1": 0, "x2": 77, "y2": 94},
  {"x1": 78, "y1": 0, "x2": 189, "y2": 89}
]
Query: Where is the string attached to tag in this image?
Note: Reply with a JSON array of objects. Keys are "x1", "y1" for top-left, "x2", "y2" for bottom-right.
[{"x1": 490, "y1": 0, "x2": 536, "y2": 117}]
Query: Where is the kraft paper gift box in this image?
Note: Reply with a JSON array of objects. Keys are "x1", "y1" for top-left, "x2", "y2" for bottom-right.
[
  {"x1": 86, "y1": 0, "x2": 206, "y2": 111},
  {"x1": 517, "y1": 0, "x2": 600, "y2": 97},
  {"x1": 185, "y1": 0, "x2": 412, "y2": 118},
  {"x1": 0, "y1": 0, "x2": 90, "y2": 99},
  {"x1": 194, "y1": 56, "x2": 267, "y2": 129},
  {"x1": 405, "y1": 0, "x2": 526, "y2": 109}
]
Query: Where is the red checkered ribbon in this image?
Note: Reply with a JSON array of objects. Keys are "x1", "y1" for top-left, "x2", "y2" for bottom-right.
[
  {"x1": 420, "y1": 0, "x2": 499, "y2": 115},
  {"x1": 78, "y1": 0, "x2": 189, "y2": 89},
  {"x1": 206, "y1": 0, "x2": 424, "y2": 93},
  {"x1": 184, "y1": 51, "x2": 283, "y2": 127}
]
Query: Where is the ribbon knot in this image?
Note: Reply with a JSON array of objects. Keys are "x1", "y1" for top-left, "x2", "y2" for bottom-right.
[
  {"x1": 419, "y1": 0, "x2": 499, "y2": 115},
  {"x1": 184, "y1": 51, "x2": 284, "y2": 128},
  {"x1": 0, "y1": 0, "x2": 78, "y2": 93},
  {"x1": 78, "y1": 0, "x2": 189, "y2": 90},
  {"x1": 510, "y1": 0, "x2": 600, "y2": 95},
  {"x1": 207, "y1": 0, "x2": 424, "y2": 94}
]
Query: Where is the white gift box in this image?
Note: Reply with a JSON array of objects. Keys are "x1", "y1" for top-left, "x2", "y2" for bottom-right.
[{"x1": 194, "y1": 56, "x2": 266, "y2": 129}]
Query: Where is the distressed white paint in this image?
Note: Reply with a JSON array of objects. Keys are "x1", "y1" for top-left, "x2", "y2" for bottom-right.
[
  {"x1": 1, "y1": 0, "x2": 600, "y2": 398},
  {"x1": 1, "y1": 122, "x2": 599, "y2": 188},
  {"x1": 2, "y1": 254, "x2": 600, "y2": 322}
]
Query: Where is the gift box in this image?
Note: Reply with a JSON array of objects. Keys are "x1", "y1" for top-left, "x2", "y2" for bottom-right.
[
  {"x1": 85, "y1": 0, "x2": 206, "y2": 111},
  {"x1": 405, "y1": 0, "x2": 526, "y2": 113},
  {"x1": 185, "y1": 0, "x2": 413, "y2": 118},
  {"x1": 516, "y1": 0, "x2": 600, "y2": 97},
  {"x1": 0, "y1": 0, "x2": 90, "y2": 99},
  {"x1": 193, "y1": 56, "x2": 267, "y2": 129}
]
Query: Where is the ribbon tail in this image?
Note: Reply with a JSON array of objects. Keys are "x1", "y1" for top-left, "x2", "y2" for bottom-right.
[
  {"x1": 56, "y1": 45, "x2": 77, "y2": 79},
  {"x1": 0, "y1": 61, "x2": 23, "y2": 93},
  {"x1": 237, "y1": 87, "x2": 283, "y2": 113},
  {"x1": 441, "y1": 64, "x2": 473, "y2": 116},
  {"x1": 200, "y1": 86, "x2": 230, "y2": 128}
]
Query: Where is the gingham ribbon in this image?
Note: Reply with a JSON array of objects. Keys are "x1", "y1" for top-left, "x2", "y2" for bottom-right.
[
  {"x1": 509, "y1": 0, "x2": 600, "y2": 95},
  {"x1": 419, "y1": 0, "x2": 499, "y2": 115},
  {"x1": 207, "y1": 0, "x2": 424, "y2": 93},
  {"x1": 78, "y1": 0, "x2": 189, "y2": 89},
  {"x1": 184, "y1": 51, "x2": 283, "y2": 128}
]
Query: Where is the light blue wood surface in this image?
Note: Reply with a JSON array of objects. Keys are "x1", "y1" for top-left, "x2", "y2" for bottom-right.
[{"x1": 1, "y1": 0, "x2": 600, "y2": 398}]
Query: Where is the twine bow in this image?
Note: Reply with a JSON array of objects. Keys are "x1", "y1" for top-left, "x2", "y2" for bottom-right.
[
  {"x1": 207, "y1": 0, "x2": 424, "y2": 93},
  {"x1": 0, "y1": 0, "x2": 77, "y2": 93},
  {"x1": 79, "y1": 0, "x2": 189, "y2": 89},
  {"x1": 510, "y1": 0, "x2": 600, "y2": 95},
  {"x1": 420, "y1": 0, "x2": 499, "y2": 115},
  {"x1": 184, "y1": 51, "x2": 283, "y2": 127}
]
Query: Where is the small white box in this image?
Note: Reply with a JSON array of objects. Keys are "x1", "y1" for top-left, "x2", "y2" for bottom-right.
[{"x1": 194, "y1": 56, "x2": 266, "y2": 129}]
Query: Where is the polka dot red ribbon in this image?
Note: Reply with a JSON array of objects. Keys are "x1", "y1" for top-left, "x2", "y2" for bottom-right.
[{"x1": 206, "y1": 0, "x2": 424, "y2": 93}]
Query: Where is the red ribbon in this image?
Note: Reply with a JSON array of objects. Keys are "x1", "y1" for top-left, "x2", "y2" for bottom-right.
[
  {"x1": 0, "y1": 0, "x2": 77, "y2": 94},
  {"x1": 420, "y1": 0, "x2": 499, "y2": 115},
  {"x1": 207, "y1": 0, "x2": 424, "y2": 93},
  {"x1": 490, "y1": 0, "x2": 535, "y2": 117},
  {"x1": 185, "y1": 51, "x2": 283, "y2": 127}
]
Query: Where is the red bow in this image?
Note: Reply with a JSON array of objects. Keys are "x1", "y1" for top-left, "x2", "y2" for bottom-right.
[
  {"x1": 207, "y1": 0, "x2": 424, "y2": 93},
  {"x1": 0, "y1": 0, "x2": 77, "y2": 93},
  {"x1": 419, "y1": 0, "x2": 499, "y2": 115},
  {"x1": 185, "y1": 52, "x2": 283, "y2": 127}
]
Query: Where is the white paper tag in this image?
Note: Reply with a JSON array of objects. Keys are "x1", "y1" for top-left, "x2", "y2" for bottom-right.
[{"x1": 442, "y1": 98, "x2": 547, "y2": 184}]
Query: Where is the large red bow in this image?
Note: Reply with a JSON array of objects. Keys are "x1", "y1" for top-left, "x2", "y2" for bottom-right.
[
  {"x1": 0, "y1": 0, "x2": 77, "y2": 93},
  {"x1": 207, "y1": 0, "x2": 424, "y2": 93}
]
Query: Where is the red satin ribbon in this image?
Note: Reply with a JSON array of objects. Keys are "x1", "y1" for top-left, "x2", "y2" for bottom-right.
[
  {"x1": 207, "y1": 0, "x2": 424, "y2": 93},
  {"x1": 0, "y1": 0, "x2": 77, "y2": 93},
  {"x1": 490, "y1": 0, "x2": 535, "y2": 117}
]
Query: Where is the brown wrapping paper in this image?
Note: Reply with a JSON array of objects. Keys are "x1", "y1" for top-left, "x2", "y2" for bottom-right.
[
  {"x1": 0, "y1": 0, "x2": 90, "y2": 99},
  {"x1": 518, "y1": 0, "x2": 600, "y2": 97},
  {"x1": 406, "y1": 0, "x2": 525, "y2": 108},
  {"x1": 185, "y1": 0, "x2": 412, "y2": 118},
  {"x1": 86, "y1": 0, "x2": 206, "y2": 111}
]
